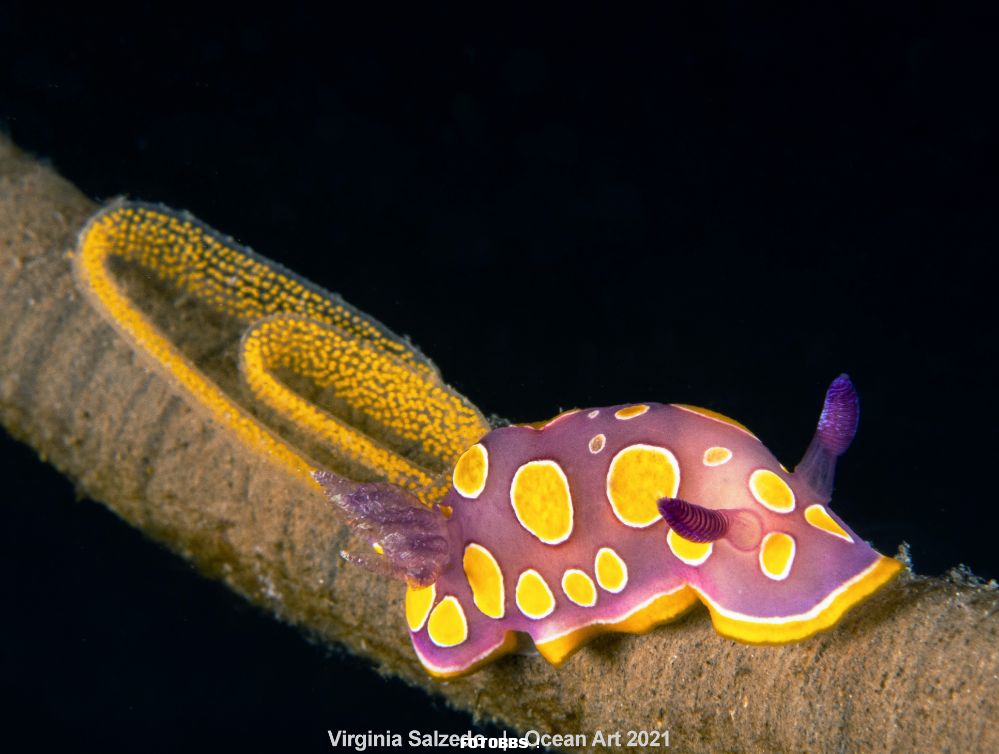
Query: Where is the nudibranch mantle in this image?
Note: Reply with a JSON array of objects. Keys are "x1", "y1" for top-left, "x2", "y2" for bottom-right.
[{"x1": 318, "y1": 377, "x2": 901, "y2": 678}]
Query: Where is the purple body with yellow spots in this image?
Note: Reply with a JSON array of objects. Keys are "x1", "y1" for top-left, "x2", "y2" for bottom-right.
[{"x1": 316, "y1": 375, "x2": 902, "y2": 678}]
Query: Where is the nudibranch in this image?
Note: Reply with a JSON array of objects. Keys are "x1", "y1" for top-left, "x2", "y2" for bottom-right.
[{"x1": 316, "y1": 376, "x2": 902, "y2": 678}]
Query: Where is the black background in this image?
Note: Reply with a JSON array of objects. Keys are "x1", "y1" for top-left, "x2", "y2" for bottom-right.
[{"x1": 2, "y1": 4, "x2": 997, "y2": 752}]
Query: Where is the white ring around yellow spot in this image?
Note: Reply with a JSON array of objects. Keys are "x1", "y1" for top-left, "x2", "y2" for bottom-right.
[
  {"x1": 516, "y1": 569, "x2": 556, "y2": 620},
  {"x1": 804, "y1": 504, "x2": 854, "y2": 543},
  {"x1": 589, "y1": 434, "x2": 606, "y2": 454},
  {"x1": 749, "y1": 468, "x2": 796, "y2": 513},
  {"x1": 452, "y1": 443, "x2": 489, "y2": 499},
  {"x1": 463, "y1": 543, "x2": 505, "y2": 619},
  {"x1": 759, "y1": 532, "x2": 796, "y2": 581},
  {"x1": 405, "y1": 583, "x2": 436, "y2": 632},
  {"x1": 615, "y1": 404, "x2": 649, "y2": 420},
  {"x1": 561, "y1": 569, "x2": 597, "y2": 608},
  {"x1": 702, "y1": 446, "x2": 732, "y2": 467},
  {"x1": 594, "y1": 547, "x2": 629, "y2": 593},
  {"x1": 427, "y1": 595, "x2": 469, "y2": 647},
  {"x1": 606, "y1": 444, "x2": 680, "y2": 528},
  {"x1": 510, "y1": 459, "x2": 574, "y2": 545},
  {"x1": 666, "y1": 528, "x2": 714, "y2": 566}
]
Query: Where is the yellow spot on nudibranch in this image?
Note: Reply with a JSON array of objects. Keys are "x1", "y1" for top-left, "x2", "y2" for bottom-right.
[
  {"x1": 427, "y1": 596, "x2": 468, "y2": 647},
  {"x1": 667, "y1": 528, "x2": 714, "y2": 566},
  {"x1": 703, "y1": 446, "x2": 732, "y2": 466},
  {"x1": 672, "y1": 404, "x2": 758, "y2": 438},
  {"x1": 759, "y1": 532, "x2": 796, "y2": 581},
  {"x1": 594, "y1": 547, "x2": 628, "y2": 593},
  {"x1": 453, "y1": 443, "x2": 489, "y2": 499},
  {"x1": 405, "y1": 583, "x2": 436, "y2": 631},
  {"x1": 606, "y1": 444, "x2": 680, "y2": 527},
  {"x1": 805, "y1": 504, "x2": 854, "y2": 543},
  {"x1": 463, "y1": 543, "x2": 505, "y2": 619},
  {"x1": 372, "y1": 542, "x2": 384, "y2": 555},
  {"x1": 615, "y1": 404, "x2": 649, "y2": 420},
  {"x1": 561, "y1": 569, "x2": 597, "y2": 607},
  {"x1": 589, "y1": 434, "x2": 606, "y2": 454},
  {"x1": 749, "y1": 469, "x2": 796, "y2": 513},
  {"x1": 516, "y1": 569, "x2": 556, "y2": 619},
  {"x1": 510, "y1": 460, "x2": 574, "y2": 544}
]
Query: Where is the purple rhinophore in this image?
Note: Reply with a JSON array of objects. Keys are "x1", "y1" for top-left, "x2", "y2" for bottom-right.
[
  {"x1": 313, "y1": 471, "x2": 450, "y2": 587},
  {"x1": 658, "y1": 497, "x2": 729, "y2": 542},
  {"x1": 795, "y1": 374, "x2": 860, "y2": 499},
  {"x1": 816, "y1": 374, "x2": 860, "y2": 455}
]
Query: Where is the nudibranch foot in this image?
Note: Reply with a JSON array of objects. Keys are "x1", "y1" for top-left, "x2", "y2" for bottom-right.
[
  {"x1": 532, "y1": 586, "x2": 700, "y2": 667},
  {"x1": 694, "y1": 554, "x2": 903, "y2": 645},
  {"x1": 412, "y1": 621, "x2": 520, "y2": 680},
  {"x1": 314, "y1": 471, "x2": 451, "y2": 587}
]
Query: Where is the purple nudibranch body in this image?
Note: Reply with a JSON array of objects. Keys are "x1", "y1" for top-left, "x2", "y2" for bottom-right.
[{"x1": 315, "y1": 375, "x2": 901, "y2": 678}]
